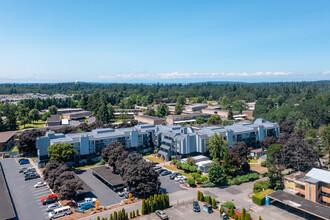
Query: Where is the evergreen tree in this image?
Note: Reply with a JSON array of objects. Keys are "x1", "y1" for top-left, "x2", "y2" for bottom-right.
[
  {"x1": 154, "y1": 194, "x2": 158, "y2": 210},
  {"x1": 156, "y1": 103, "x2": 170, "y2": 118},
  {"x1": 133, "y1": 210, "x2": 135, "y2": 217},
  {"x1": 241, "y1": 208, "x2": 246, "y2": 219},
  {"x1": 206, "y1": 196, "x2": 211, "y2": 205},
  {"x1": 118, "y1": 211, "x2": 122, "y2": 220},
  {"x1": 141, "y1": 199, "x2": 146, "y2": 215},
  {"x1": 199, "y1": 191, "x2": 204, "y2": 201},
  {"x1": 136, "y1": 209, "x2": 139, "y2": 216},
  {"x1": 197, "y1": 191, "x2": 200, "y2": 201},
  {"x1": 0, "y1": 116, "x2": 6, "y2": 132},
  {"x1": 114, "y1": 211, "x2": 118, "y2": 220},
  {"x1": 174, "y1": 103, "x2": 183, "y2": 115},
  {"x1": 96, "y1": 103, "x2": 110, "y2": 124},
  {"x1": 245, "y1": 213, "x2": 251, "y2": 220},
  {"x1": 6, "y1": 108, "x2": 17, "y2": 130},
  {"x1": 212, "y1": 198, "x2": 216, "y2": 209},
  {"x1": 228, "y1": 108, "x2": 234, "y2": 120},
  {"x1": 110, "y1": 214, "x2": 113, "y2": 220}
]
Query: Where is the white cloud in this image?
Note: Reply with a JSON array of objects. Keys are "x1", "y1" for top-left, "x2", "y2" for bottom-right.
[
  {"x1": 322, "y1": 71, "x2": 330, "y2": 75},
  {"x1": 99, "y1": 71, "x2": 294, "y2": 80}
]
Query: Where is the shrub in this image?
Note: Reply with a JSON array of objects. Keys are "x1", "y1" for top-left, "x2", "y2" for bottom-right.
[
  {"x1": 206, "y1": 196, "x2": 212, "y2": 205},
  {"x1": 197, "y1": 169, "x2": 202, "y2": 175},
  {"x1": 189, "y1": 165, "x2": 197, "y2": 172},
  {"x1": 202, "y1": 176, "x2": 208, "y2": 181},
  {"x1": 187, "y1": 177, "x2": 195, "y2": 185},
  {"x1": 252, "y1": 189, "x2": 275, "y2": 206},
  {"x1": 228, "y1": 173, "x2": 259, "y2": 185},
  {"x1": 211, "y1": 198, "x2": 216, "y2": 209},
  {"x1": 253, "y1": 180, "x2": 270, "y2": 194},
  {"x1": 191, "y1": 173, "x2": 197, "y2": 179},
  {"x1": 176, "y1": 162, "x2": 182, "y2": 169},
  {"x1": 261, "y1": 161, "x2": 267, "y2": 167},
  {"x1": 96, "y1": 159, "x2": 106, "y2": 165},
  {"x1": 201, "y1": 179, "x2": 215, "y2": 187},
  {"x1": 196, "y1": 178, "x2": 202, "y2": 183},
  {"x1": 136, "y1": 209, "x2": 139, "y2": 216},
  {"x1": 171, "y1": 159, "x2": 178, "y2": 165},
  {"x1": 221, "y1": 201, "x2": 235, "y2": 209},
  {"x1": 195, "y1": 173, "x2": 201, "y2": 179}
]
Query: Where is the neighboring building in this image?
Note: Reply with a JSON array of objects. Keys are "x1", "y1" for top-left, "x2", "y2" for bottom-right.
[
  {"x1": 166, "y1": 113, "x2": 212, "y2": 125},
  {"x1": 246, "y1": 102, "x2": 256, "y2": 110},
  {"x1": 250, "y1": 148, "x2": 263, "y2": 157},
  {"x1": 181, "y1": 155, "x2": 213, "y2": 173},
  {"x1": 134, "y1": 115, "x2": 164, "y2": 125},
  {"x1": 62, "y1": 111, "x2": 92, "y2": 120},
  {"x1": 57, "y1": 108, "x2": 83, "y2": 115},
  {"x1": 284, "y1": 168, "x2": 330, "y2": 205},
  {"x1": 185, "y1": 104, "x2": 208, "y2": 112},
  {"x1": 0, "y1": 131, "x2": 16, "y2": 152},
  {"x1": 36, "y1": 118, "x2": 280, "y2": 166},
  {"x1": 36, "y1": 124, "x2": 156, "y2": 167},
  {"x1": 242, "y1": 110, "x2": 254, "y2": 118},
  {"x1": 157, "y1": 118, "x2": 280, "y2": 160},
  {"x1": 202, "y1": 109, "x2": 239, "y2": 118},
  {"x1": 113, "y1": 109, "x2": 141, "y2": 119},
  {"x1": 45, "y1": 115, "x2": 61, "y2": 127}
]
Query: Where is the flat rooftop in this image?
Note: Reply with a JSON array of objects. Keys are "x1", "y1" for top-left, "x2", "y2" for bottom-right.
[
  {"x1": 91, "y1": 166, "x2": 125, "y2": 187},
  {"x1": 267, "y1": 190, "x2": 330, "y2": 220},
  {"x1": 73, "y1": 172, "x2": 92, "y2": 194},
  {"x1": 0, "y1": 162, "x2": 16, "y2": 220}
]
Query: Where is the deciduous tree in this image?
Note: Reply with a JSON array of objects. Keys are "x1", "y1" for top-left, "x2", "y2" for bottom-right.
[{"x1": 48, "y1": 143, "x2": 77, "y2": 163}]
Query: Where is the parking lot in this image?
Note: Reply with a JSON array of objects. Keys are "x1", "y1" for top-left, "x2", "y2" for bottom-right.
[
  {"x1": 139, "y1": 202, "x2": 220, "y2": 220},
  {"x1": 0, "y1": 158, "x2": 56, "y2": 220},
  {"x1": 76, "y1": 168, "x2": 185, "y2": 207}
]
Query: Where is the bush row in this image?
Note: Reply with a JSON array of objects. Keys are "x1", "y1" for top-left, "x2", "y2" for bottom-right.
[
  {"x1": 141, "y1": 194, "x2": 170, "y2": 215},
  {"x1": 252, "y1": 189, "x2": 275, "y2": 206},
  {"x1": 197, "y1": 191, "x2": 217, "y2": 209},
  {"x1": 227, "y1": 173, "x2": 259, "y2": 185}
]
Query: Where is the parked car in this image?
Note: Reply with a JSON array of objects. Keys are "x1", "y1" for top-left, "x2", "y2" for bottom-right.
[
  {"x1": 154, "y1": 165, "x2": 162, "y2": 170},
  {"x1": 19, "y1": 167, "x2": 28, "y2": 173},
  {"x1": 23, "y1": 168, "x2": 36, "y2": 174},
  {"x1": 112, "y1": 185, "x2": 125, "y2": 192},
  {"x1": 42, "y1": 197, "x2": 57, "y2": 205},
  {"x1": 80, "y1": 202, "x2": 95, "y2": 210},
  {"x1": 155, "y1": 210, "x2": 169, "y2": 219},
  {"x1": 19, "y1": 159, "x2": 29, "y2": 165},
  {"x1": 174, "y1": 175, "x2": 188, "y2": 182},
  {"x1": 46, "y1": 203, "x2": 61, "y2": 212},
  {"x1": 41, "y1": 194, "x2": 58, "y2": 203},
  {"x1": 34, "y1": 181, "x2": 47, "y2": 188},
  {"x1": 193, "y1": 201, "x2": 201, "y2": 212},
  {"x1": 118, "y1": 188, "x2": 130, "y2": 197},
  {"x1": 170, "y1": 172, "x2": 180, "y2": 180},
  {"x1": 24, "y1": 173, "x2": 40, "y2": 180},
  {"x1": 157, "y1": 169, "x2": 166, "y2": 174},
  {"x1": 48, "y1": 206, "x2": 71, "y2": 219},
  {"x1": 161, "y1": 170, "x2": 172, "y2": 176},
  {"x1": 76, "y1": 198, "x2": 97, "y2": 207}
]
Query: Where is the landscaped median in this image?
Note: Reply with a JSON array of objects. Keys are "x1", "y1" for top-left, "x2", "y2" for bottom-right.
[{"x1": 252, "y1": 189, "x2": 275, "y2": 206}]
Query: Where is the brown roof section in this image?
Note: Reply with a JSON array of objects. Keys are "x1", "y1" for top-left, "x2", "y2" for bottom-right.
[
  {"x1": 0, "y1": 131, "x2": 16, "y2": 143},
  {"x1": 91, "y1": 165, "x2": 125, "y2": 186}
]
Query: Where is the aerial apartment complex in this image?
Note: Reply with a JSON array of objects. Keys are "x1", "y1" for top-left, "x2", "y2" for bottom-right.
[{"x1": 36, "y1": 118, "x2": 280, "y2": 167}]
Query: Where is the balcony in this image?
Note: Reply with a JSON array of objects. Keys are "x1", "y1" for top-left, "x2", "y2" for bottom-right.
[{"x1": 321, "y1": 195, "x2": 330, "y2": 204}]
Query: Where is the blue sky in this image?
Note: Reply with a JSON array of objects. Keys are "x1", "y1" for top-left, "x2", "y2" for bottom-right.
[{"x1": 0, "y1": 0, "x2": 329, "y2": 83}]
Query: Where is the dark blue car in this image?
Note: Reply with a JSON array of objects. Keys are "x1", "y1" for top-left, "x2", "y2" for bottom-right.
[{"x1": 19, "y1": 159, "x2": 29, "y2": 165}]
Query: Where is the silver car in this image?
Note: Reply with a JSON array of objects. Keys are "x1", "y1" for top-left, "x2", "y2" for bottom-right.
[{"x1": 47, "y1": 203, "x2": 61, "y2": 212}]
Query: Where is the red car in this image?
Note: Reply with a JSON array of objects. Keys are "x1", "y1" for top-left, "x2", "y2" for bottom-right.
[{"x1": 40, "y1": 194, "x2": 57, "y2": 202}]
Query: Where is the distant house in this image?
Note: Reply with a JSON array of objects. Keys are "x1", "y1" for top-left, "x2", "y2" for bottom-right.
[
  {"x1": 45, "y1": 115, "x2": 61, "y2": 127},
  {"x1": 184, "y1": 104, "x2": 208, "y2": 112},
  {"x1": 166, "y1": 113, "x2": 212, "y2": 125},
  {"x1": 57, "y1": 108, "x2": 83, "y2": 115},
  {"x1": 251, "y1": 148, "x2": 263, "y2": 157},
  {"x1": 0, "y1": 131, "x2": 17, "y2": 152},
  {"x1": 134, "y1": 115, "x2": 164, "y2": 125}
]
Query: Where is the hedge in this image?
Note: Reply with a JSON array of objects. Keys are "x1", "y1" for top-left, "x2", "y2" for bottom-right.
[
  {"x1": 221, "y1": 201, "x2": 235, "y2": 209},
  {"x1": 187, "y1": 177, "x2": 195, "y2": 185},
  {"x1": 253, "y1": 180, "x2": 270, "y2": 194},
  {"x1": 261, "y1": 161, "x2": 267, "y2": 167},
  {"x1": 252, "y1": 189, "x2": 275, "y2": 205},
  {"x1": 227, "y1": 173, "x2": 259, "y2": 185}
]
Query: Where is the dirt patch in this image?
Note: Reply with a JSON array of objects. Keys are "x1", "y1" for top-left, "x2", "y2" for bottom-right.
[{"x1": 250, "y1": 164, "x2": 268, "y2": 174}]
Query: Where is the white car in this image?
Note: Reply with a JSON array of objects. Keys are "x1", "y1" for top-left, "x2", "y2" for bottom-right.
[
  {"x1": 77, "y1": 198, "x2": 97, "y2": 207},
  {"x1": 34, "y1": 181, "x2": 47, "y2": 188},
  {"x1": 46, "y1": 203, "x2": 61, "y2": 212},
  {"x1": 175, "y1": 176, "x2": 187, "y2": 182}
]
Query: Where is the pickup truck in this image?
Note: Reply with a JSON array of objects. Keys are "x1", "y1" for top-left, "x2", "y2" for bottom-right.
[{"x1": 76, "y1": 198, "x2": 97, "y2": 207}]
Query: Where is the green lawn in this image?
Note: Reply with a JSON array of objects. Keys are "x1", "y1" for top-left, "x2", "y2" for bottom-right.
[
  {"x1": 74, "y1": 163, "x2": 99, "y2": 170},
  {"x1": 249, "y1": 159, "x2": 259, "y2": 163},
  {"x1": 144, "y1": 155, "x2": 165, "y2": 164},
  {"x1": 19, "y1": 120, "x2": 45, "y2": 130}
]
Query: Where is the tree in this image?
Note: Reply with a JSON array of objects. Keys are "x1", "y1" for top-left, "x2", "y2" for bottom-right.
[
  {"x1": 43, "y1": 160, "x2": 62, "y2": 181},
  {"x1": 320, "y1": 125, "x2": 330, "y2": 168},
  {"x1": 295, "y1": 119, "x2": 312, "y2": 131},
  {"x1": 5, "y1": 106, "x2": 17, "y2": 130},
  {"x1": 195, "y1": 117, "x2": 205, "y2": 124},
  {"x1": 17, "y1": 129, "x2": 45, "y2": 156},
  {"x1": 176, "y1": 96, "x2": 186, "y2": 105},
  {"x1": 206, "y1": 114, "x2": 222, "y2": 125},
  {"x1": 280, "y1": 120, "x2": 296, "y2": 134},
  {"x1": 96, "y1": 103, "x2": 110, "y2": 124},
  {"x1": 227, "y1": 108, "x2": 234, "y2": 120},
  {"x1": 212, "y1": 198, "x2": 216, "y2": 209},
  {"x1": 17, "y1": 103, "x2": 30, "y2": 128},
  {"x1": 174, "y1": 103, "x2": 183, "y2": 115},
  {"x1": 48, "y1": 105, "x2": 58, "y2": 115},
  {"x1": 156, "y1": 103, "x2": 170, "y2": 118},
  {"x1": 122, "y1": 154, "x2": 161, "y2": 198},
  {"x1": 260, "y1": 136, "x2": 277, "y2": 150},
  {"x1": 186, "y1": 156, "x2": 196, "y2": 166},
  {"x1": 48, "y1": 143, "x2": 77, "y2": 163},
  {"x1": 145, "y1": 107, "x2": 156, "y2": 116},
  {"x1": 0, "y1": 116, "x2": 6, "y2": 132},
  {"x1": 101, "y1": 141, "x2": 128, "y2": 172},
  {"x1": 44, "y1": 163, "x2": 70, "y2": 189},
  {"x1": 41, "y1": 112, "x2": 51, "y2": 121},
  {"x1": 207, "y1": 132, "x2": 228, "y2": 161},
  {"x1": 208, "y1": 162, "x2": 226, "y2": 185},
  {"x1": 57, "y1": 174, "x2": 83, "y2": 202},
  {"x1": 228, "y1": 142, "x2": 250, "y2": 174},
  {"x1": 29, "y1": 109, "x2": 40, "y2": 122}
]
